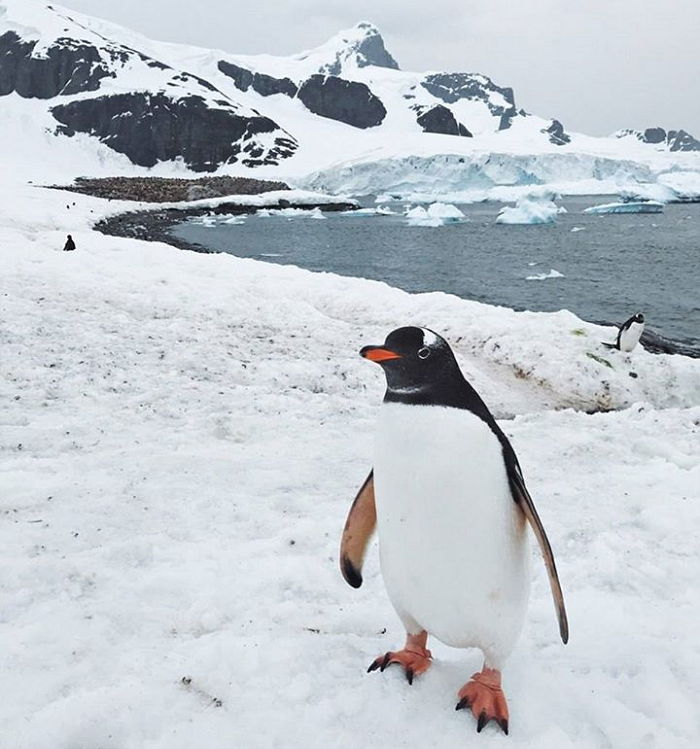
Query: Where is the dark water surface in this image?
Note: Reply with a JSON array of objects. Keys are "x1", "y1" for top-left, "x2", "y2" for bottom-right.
[{"x1": 171, "y1": 196, "x2": 699, "y2": 350}]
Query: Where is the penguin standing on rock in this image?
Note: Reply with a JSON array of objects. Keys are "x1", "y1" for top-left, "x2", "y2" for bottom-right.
[
  {"x1": 602, "y1": 313, "x2": 645, "y2": 352},
  {"x1": 340, "y1": 326, "x2": 568, "y2": 735}
]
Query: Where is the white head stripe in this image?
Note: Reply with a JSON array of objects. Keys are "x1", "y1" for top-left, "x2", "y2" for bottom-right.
[{"x1": 420, "y1": 328, "x2": 439, "y2": 347}]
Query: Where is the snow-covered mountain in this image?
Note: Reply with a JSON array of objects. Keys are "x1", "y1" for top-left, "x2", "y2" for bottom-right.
[
  {"x1": 615, "y1": 127, "x2": 700, "y2": 152},
  {"x1": 1, "y1": 0, "x2": 699, "y2": 194}
]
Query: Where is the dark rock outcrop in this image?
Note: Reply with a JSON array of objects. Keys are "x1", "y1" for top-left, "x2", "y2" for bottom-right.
[
  {"x1": 0, "y1": 31, "x2": 118, "y2": 97},
  {"x1": 667, "y1": 129, "x2": 700, "y2": 152},
  {"x1": 414, "y1": 105, "x2": 471, "y2": 137},
  {"x1": 218, "y1": 60, "x2": 298, "y2": 97},
  {"x1": 51, "y1": 93, "x2": 297, "y2": 171},
  {"x1": 542, "y1": 119, "x2": 571, "y2": 146},
  {"x1": 420, "y1": 72, "x2": 518, "y2": 128},
  {"x1": 642, "y1": 127, "x2": 666, "y2": 144},
  {"x1": 297, "y1": 75, "x2": 386, "y2": 128},
  {"x1": 51, "y1": 175, "x2": 290, "y2": 202},
  {"x1": 617, "y1": 126, "x2": 700, "y2": 152}
]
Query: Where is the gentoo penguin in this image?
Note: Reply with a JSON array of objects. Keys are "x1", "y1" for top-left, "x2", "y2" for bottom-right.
[
  {"x1": 603, "y1": 313, "x2": 645, "y2": 352},
  {"x1": 340, "y1": 326, "x2": 568, "y2": 735}
]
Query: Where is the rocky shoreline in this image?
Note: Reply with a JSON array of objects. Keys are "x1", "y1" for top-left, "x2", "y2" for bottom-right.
[
  {"x1": 94, "y1": 198, "x2": 357, "y2": 254},
  {"x1": 50, "y1": 175, "x2": 356, "y2": 253},
  {"x1": 62, "y1": 177, "x2": 697, "y2": 358},
  {"x1": 50, "y1": 175, "x2": 291, "y2": 203}
]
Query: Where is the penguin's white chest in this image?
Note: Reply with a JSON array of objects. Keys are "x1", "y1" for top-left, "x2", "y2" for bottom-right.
[
  {"x1": 619, "y1": 322, "x2": 644, "y2": 352},
  {"x1": 373, "y1": 402, "x2": 529, "y2": 662}
]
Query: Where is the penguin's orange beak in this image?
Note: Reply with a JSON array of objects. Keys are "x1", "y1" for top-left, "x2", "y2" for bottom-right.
[{"x1": 360, "y1": 346, "x2": 402, "y2": 362}]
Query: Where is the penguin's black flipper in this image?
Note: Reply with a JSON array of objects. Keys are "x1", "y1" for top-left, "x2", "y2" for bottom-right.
[
  {"x1": 506, "y1": 458, "x2": 569, "y2": 644},
  {"x1": 339, "y1": 470, "x2": 376, "y2": 588}
]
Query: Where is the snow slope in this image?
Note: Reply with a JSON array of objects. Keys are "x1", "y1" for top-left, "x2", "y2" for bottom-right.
[{"x1": 2, "y1": 172, "x2": 700, "y2": 748}]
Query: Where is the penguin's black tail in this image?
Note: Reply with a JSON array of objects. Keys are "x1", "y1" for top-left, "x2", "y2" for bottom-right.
[{"x1": 601, "y1": 342, "x2": 617, "y2": 350}]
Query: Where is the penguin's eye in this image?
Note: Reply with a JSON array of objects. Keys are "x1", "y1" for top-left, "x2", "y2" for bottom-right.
[{"x1": 417, "y1": 347, "x2": 431, "y2": 360}]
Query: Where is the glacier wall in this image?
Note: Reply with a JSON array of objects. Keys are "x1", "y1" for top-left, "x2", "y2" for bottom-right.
[{"x1": 300, "y1": 152, "x2": 659, "y2": 196}]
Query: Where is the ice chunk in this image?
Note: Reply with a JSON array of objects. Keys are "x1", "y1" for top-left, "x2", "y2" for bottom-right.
[
  {"x1": 526, "y1": 269, "x2": 565, "y2": 280},
  {"x1": 618, "y1": 184, "x2": 678, "y2": 204},
  {"x1": 426, "y1": 202, "x2": 465, "y2": 221},
  {"x1": 257, "y1": 207, "x2": 326, "y2": 219},
  {"x1": 583, "y1": 201, "x2": 664, "y2": 214},
  {"x1": 405, "y1": 202, "x2": 465, "y2": 226},
  {"x1": 405, "y1": 206, "x2": 442, "y2": 227},
  {"x1": 571, "y1": 226, "x2": 586, "y2": 232},
  {"x1": 496, "y1": 195, "x2": 562, "y2": 225}
]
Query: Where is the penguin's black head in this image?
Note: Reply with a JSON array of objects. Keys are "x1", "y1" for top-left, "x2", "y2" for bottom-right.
[
  {"x1": 360, "y1": 326, "x2": 461, "y2": 395},
  {"x1": 633, "y1": 313, "x2": 645, "y2": 324}
]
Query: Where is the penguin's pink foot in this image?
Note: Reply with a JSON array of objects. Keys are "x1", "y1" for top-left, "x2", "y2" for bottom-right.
[
  {"x1": 367, "y1": 631, "x2": 432, "y2": 685},
  {"x1": 455, "y1": 667, "x2": 509, "y2": 735}
]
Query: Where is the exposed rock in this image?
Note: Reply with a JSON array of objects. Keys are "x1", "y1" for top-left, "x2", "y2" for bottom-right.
[
  {"x1": 186, "y1": 184, "x2": 221, "y2": 201},
  {"x1": 420, "y1": 72, "x2": 518, "y2": 124},
  {"x1": 94, "y1": 199, "x2": 358, "y2": 254},
  {"x1": 218, "y1": 60, "x2": 298, "y2": 97},
  {"x1": 667, "y1": 129, "x2": 700, "y2": 152},
  {"x1": 615, "y1": 126, "x2": 700, "y2": 151},
  {"x1": 297, "y1": 75, "x2": 386, "y2": 128},
  {"x1": 542, "y1": 119, "x2": 571, "y2": 146},
  {"x1": 50, "y1": 176, "x2": 290, "y2": 203},
  {"x1": 0, "y1": 31, "x2": 118, "y2": 97},
  {"x1": 51, "y1": 93, "x2": 297, "y2": 171},
  {"x1": 643, "y1": 127, "x2": 667, "y2": 144},
  {"x1": 414, "y1": 105, "x2": 472, "y2": 137}
]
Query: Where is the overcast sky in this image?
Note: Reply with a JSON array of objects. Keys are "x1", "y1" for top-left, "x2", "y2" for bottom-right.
[{"x1": 63, "y1": 0, "x2": 699, "y2": 136}]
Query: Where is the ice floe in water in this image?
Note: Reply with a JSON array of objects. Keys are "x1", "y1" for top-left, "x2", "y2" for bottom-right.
[
  {"x1": 405, "y1": 202, "x2": 465, "y2": 227},
  {"x1": 340, "y1": 206, "x2": 396, "y2": 217},
  {"x1": 496, "y1": 194, "x2": 564, "y2": 225},
  {"x1": 583, "y1": 201, "x2": 664, "y2": 214},
  {"x1": 526, "y1": 268, "x2": 565, "y2": 280},
  {"x1": 257, "y1": 207, "x2": 326, "y2": 219},
  {"x1": 621, "y1": 172, "x2": 700, "y2": 203},
  {"x1": 571, "y1": 226, "x2": 586, "y2": 232}
]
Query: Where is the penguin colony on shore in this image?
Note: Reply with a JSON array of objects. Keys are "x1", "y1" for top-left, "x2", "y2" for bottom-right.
[{"x1": 340, "y1": 326, "x2": 569, "y2": 735}]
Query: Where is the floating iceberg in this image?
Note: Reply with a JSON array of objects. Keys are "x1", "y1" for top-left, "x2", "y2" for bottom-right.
[
  {"x1": 570, "y1": 226, "x2": 586, "y2": 232},
  {"x1": 257, "y1": 207, "x2": 326, "y2": 219},
  {"x1": 526, "y1": 269, "x2": 565, "y2": 280},
  {"x1": 583, "y1": 201, "x2": 664, "y2": 214},
  {"x1": 405, "y1": 202, "x2": 465, "y2": 227},
  {"x1": 340, "y1": 206, "x2": 396, "y2": 217},
  {"x1": 425, "y1": 202, "x2": 465, "y2": 221},
  {"x1": 621, "y1": 172, "x2": 700, "y2": 203},
  {"x1": 496, "y1": 195, "x2": 563, "y2": 225}
]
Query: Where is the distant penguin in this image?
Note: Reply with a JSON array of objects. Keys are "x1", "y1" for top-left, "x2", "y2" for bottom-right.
[
  {"x1": 603, "y1": 313, "x2": 645, "y2": 352},
  {"x1": 340, "y1": 326, "x2": 568, "y2": 735},
  {"x1": 62, "y1": 235, "x2": 76, "y2": 252}
]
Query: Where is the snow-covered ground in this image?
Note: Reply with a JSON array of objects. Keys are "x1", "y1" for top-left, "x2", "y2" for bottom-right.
[{"x1": 2, "y1": 178, "x2": 699, "y2": 749}]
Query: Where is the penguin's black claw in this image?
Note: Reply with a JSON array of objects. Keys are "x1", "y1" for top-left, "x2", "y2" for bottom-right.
[
  {"x1": 367, "y1": 659, "x2": 381, "y2": 673},
  {"x1": 455, "y1": 697, "x2": 469, "y2": 711},
  {"x1": 405, "y1": 667, "x2": 414, "y2": 685},
  {"x1": 497, "y1": 718, "x2": 509, "y2": 735},
  {"x1": 476, "y1": 711, "x2": 489, "y2": 733},
  {"x1": 379, "y1": 652, "x2": 391, "y2": 672}
]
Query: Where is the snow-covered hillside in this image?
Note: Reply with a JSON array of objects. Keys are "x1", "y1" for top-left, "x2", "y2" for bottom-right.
[
  {"x1": 2, "y1": 172, "x2": 700, "y2": 749},
  {"x1": 1, "y1": 0, "x2": 699, "y2": 196}
]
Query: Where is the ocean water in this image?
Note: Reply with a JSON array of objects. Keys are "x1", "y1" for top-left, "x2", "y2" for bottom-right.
[{"x1": 171, "y1": 197, "x2": 699, "y2": 350}]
